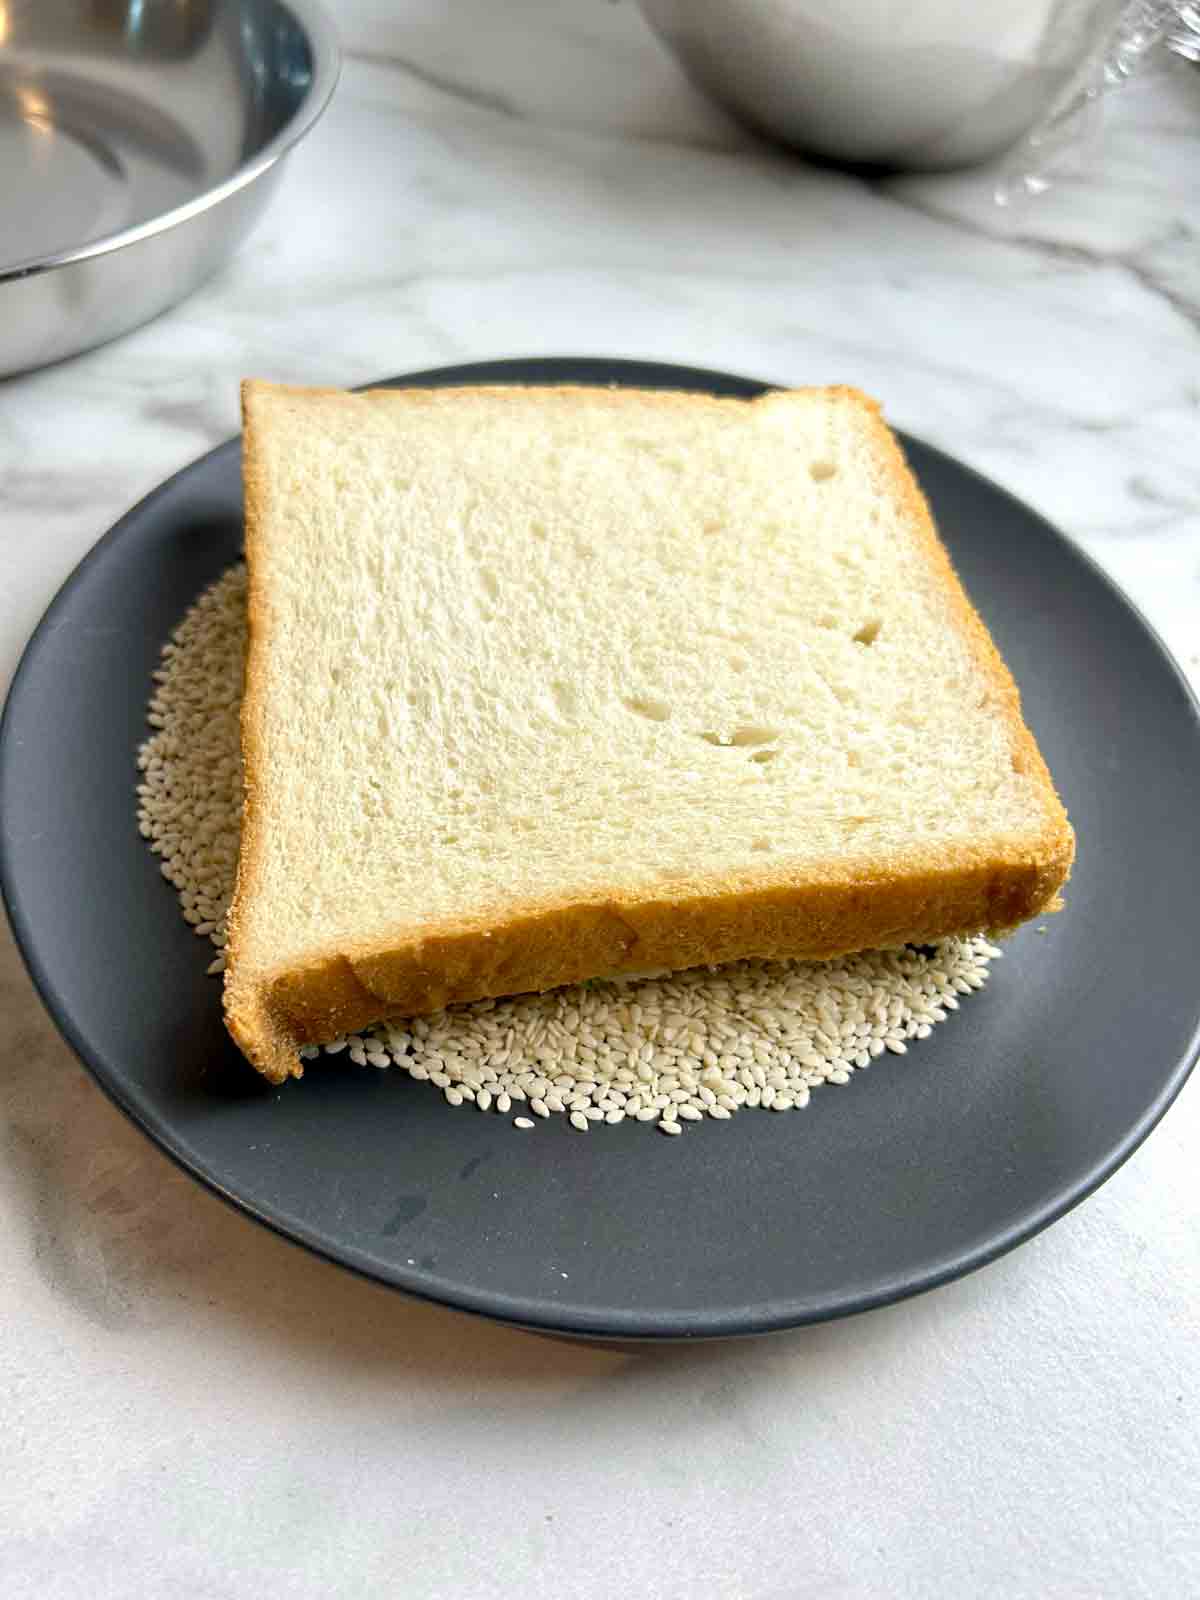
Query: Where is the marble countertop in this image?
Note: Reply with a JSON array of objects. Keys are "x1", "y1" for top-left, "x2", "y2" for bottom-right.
[{"x1": 2, "y1": 4, "x2": 1197, "y2": 1595}]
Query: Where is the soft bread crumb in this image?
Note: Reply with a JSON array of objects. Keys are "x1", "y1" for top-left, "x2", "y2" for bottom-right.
[{"x1": 224, "y1": 381, "x2": 1073, "y2": 1083}]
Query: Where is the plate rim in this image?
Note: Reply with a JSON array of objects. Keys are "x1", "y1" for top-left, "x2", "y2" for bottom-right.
[{"x1": 3, "y1": 354, "x2": 1199, "y2": 1341}]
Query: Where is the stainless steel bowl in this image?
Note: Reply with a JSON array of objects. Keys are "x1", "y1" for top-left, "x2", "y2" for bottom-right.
[
  {"x1": 638, "y1": 0, "x2": 1122, "y2": 171},
  {"x1": 0, "y1": 0, "x2": 339, "y2": 377}
]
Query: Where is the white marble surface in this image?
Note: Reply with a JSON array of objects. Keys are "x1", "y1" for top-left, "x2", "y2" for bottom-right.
[{"x1": 2, "y1": 4, "x2": 1198, "y2": 1596}]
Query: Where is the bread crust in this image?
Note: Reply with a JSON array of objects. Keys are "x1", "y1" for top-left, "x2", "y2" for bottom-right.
[{"x1": 224, "y1": 381, "x2": 1073, "y2": 1084}]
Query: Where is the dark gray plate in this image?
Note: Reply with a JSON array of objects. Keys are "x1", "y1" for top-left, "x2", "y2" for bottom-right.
[{"x1": 3, "y1": 358, "x2": 1199, "y2": 1341}]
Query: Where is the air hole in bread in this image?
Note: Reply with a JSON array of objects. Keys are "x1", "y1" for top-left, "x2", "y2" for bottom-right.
[
  {"x1": 810, "y1": 460, "x2": 837, "y2": 482},
  {"x1": 477, "y1": 567, "x2": 499, "y2": 601},
  {"x1": 703, "y1": 518, "x2": 724, "y2": 536},
  {"x1": 700, "y1": 726, "x2": 779, "y2": 749},
  {"x1": 853, "y1": 618, "x2": 882, "y2": 646},
  {"x1": 749, "y1": 749, "x2": 778, "y2": 764},
  {"x1": 626, "y1": 695, "x2": 671, "y2": 723},
  {"x1": 751, "y1": 838, "x2": 773, "y2": 852}
]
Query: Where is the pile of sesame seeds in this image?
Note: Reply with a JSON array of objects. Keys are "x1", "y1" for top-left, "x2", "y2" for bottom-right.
[
  {"x1": 136, "y1": 563, "x2": 999, "y2": 1135},
  {"x1": 137, "y1": 563, "x2": 245, "y2": 976}
]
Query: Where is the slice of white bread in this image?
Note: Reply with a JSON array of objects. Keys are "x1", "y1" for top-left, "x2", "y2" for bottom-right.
[{"x1": 224, "y1": 380, "x2": 1073, "y2": 1084}]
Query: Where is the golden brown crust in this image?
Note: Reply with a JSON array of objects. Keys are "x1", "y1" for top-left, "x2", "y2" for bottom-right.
[
  {"x1": 263, "y1": 848, "x2": 1068, "y2": 1056},
  {"x1": 224, "y1": 380, "x2": 1074, "y2": 1085},
  {"x1": 223, "y1": 381, "x2": 292, "y2": 1082}
]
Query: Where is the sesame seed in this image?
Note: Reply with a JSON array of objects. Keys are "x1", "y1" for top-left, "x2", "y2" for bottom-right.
[{"x1": 513, "y1": 1117, "x2": 535, "y2": 1130}]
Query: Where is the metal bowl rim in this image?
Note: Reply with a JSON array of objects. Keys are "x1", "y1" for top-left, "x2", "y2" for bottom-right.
[{"x1": 0, "y1": 0, "x2": 341, "y2": 285}]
